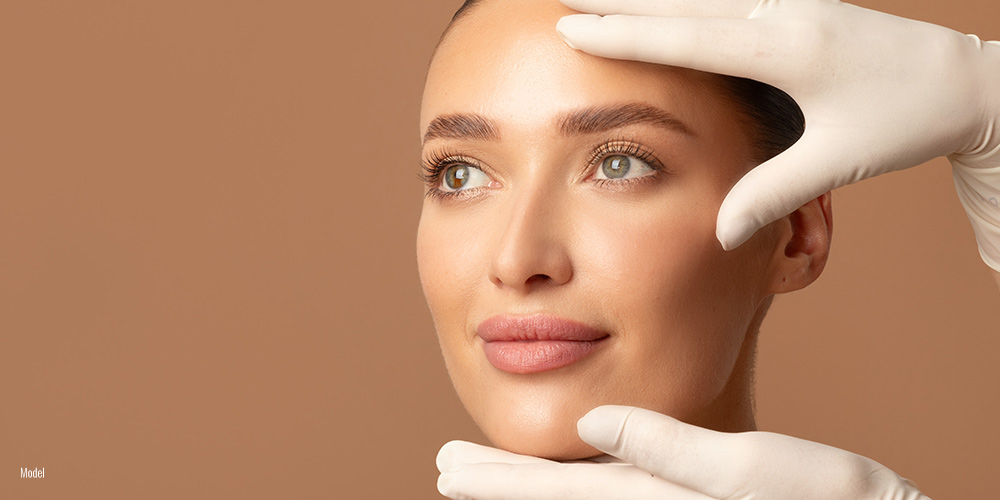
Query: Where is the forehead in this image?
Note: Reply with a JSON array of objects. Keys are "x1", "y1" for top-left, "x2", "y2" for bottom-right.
[{"x1": 421, "y1": 0, "x2": 732, "y2": 141}]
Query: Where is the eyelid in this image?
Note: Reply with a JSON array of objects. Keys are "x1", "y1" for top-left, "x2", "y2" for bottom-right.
[
  {"x1": 420, "y1": 139, "x2": 666, "y2": 199},
  {"x1": 420, "y1": 149, "x2": 498, "y2": 201},
  {"x1": 585, "y1": 139, "x2": 666, "y2": 177},
  {"x1": 421, "y1": 149, "x2": 494, "y2": 181}
]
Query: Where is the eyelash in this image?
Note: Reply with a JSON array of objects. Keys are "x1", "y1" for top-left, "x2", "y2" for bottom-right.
[
  {"x1": 420, "y1": 140, "x2": 666, "y2": 200},
  {"x1": 419, "y1": 150, "x2": 484, "y2": 201},
  {"x1": 587, "y1": 139, "x2": 666, "y2": 189}
]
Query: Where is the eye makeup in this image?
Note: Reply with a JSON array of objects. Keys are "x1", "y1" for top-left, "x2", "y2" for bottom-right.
[
  {"x1": 584, "y1": 138, "x2": 668, "y2": 190},
  {"x1": 419, "y1": 149, "x2": 494, "y2": 201},
  {"x1": 420, "y1": 136, "x2": 670, "y2": 200}
]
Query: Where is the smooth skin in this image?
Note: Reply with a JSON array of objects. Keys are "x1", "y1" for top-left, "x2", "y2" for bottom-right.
[{"x1": 418, "y1": 0, "x2": 830, "y2": 461}]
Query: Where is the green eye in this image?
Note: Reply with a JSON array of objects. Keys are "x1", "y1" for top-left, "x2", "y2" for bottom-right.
[
  {"x1": 601, "y1": 155, "x2": 631, "y2": 179},
  {"x1": 594, "y1": 153, "x2": 655, "y2": 182},
  {"x1": 445, "y1": 164, "x2": 470, "y2": 189},
  {"x1": 440, "y1": 163, "x2": 490, "y2": 192}
]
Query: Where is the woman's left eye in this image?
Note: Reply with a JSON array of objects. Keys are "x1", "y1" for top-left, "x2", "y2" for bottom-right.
[
  {"x1": 593, "y1": 154, "x2": 655, "y2": 181},
  {"x1": 440, "y1": 163, "x2": 491, "y2": 192}
]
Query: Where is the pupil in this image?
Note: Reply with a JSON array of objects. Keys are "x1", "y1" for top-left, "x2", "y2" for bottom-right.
[
  {"x1": 602, "y1": 155, "x2": 631, "y2": 179},
  {"x1": 446, "y1": 165, "x2": 469, "y2": 189}
]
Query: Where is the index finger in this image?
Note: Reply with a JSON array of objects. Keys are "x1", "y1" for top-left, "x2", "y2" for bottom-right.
[
  {"x1": 559, "y1": 0, "x2": 759, "y2": 18},
  {"x1": 437, "y1": 440, "x2": 553, "y2": 473},
  {"x1": 555, "y1": 14, "x2": 798, "y2": 86},
  {"x1": 439, "y1": 461, "x2": 710, "y2": 500}
]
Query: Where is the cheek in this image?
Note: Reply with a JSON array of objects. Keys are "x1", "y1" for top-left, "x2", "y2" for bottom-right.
[
  {"x1": 417, "y1": 206, "x2": 483, "y2": 323},
  {"x1": 578, "y1": 189, "x2": 752, "y2": 327},
  {"x1": 416, "y1": 205, "x2": 490, "y2": 406},
  {"x1": 574, "y1": 187, "x2": 763, "y2": 413}
]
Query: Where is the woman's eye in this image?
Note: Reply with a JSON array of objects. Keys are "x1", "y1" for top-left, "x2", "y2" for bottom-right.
[
  {"x1": 594, "y1": 154, "x2": 654, "y2": 181},
  {"x1": 441, "y1": 163, "x2": 490, "y2": 192}
]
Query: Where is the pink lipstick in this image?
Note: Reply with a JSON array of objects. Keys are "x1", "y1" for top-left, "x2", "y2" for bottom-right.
[{"x1": 477, "y1": 314, "x2": 609, "y2": 374}]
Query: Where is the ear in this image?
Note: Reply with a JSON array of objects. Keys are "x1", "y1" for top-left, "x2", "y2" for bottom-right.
[{"x1": 765, "y1": 192, "x2": 833, "y2": 294}]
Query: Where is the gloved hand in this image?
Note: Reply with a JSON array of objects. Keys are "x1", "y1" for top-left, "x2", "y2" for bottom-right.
[
  {"x1": 437, "y1": 405, "x2": 930, "y2": 500},
  {"x1": 556, "y1": 0, "x2": 1000, "y2": 270}
]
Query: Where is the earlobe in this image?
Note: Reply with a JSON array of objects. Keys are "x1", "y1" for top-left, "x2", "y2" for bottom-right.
[{"x1": 766, "y1": 192, "x2": 833, "y2": 294}]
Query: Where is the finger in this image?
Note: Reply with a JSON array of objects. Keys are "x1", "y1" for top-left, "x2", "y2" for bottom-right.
[
  {"x1": 439, "y1": 461, "x2": 711, "y2": 500},
  {"x1": 716, "y1": 131, "x2": 858, "y2": 249},
  {"x1": 577, "y1": 406, "x2": 750, "y2": 499},
  {"x1": 556, "y1": 14, "x2": 796, "y2": 86},
  {"x1": 437, "y1": 440, "x2": 553, "y2": 473},
  {"x1": 559, "y1": 0, "x2": 758, "y2": 18}
]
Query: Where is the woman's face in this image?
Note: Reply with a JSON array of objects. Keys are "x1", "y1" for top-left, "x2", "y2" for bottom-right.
[{"x1": 418, "y1": 0, "x2": 783, "y2": 460}]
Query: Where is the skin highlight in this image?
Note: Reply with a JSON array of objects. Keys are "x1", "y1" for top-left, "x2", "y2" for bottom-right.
[{"x1": 417, "y1": 0, "x2": 831, "y2": 460}]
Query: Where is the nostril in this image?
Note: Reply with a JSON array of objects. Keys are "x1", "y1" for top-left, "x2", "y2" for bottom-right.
[
  {"x1": 487, "y1": 229, "x2": 574, "y2": 290},
  {"x1": 524, "y1": 274, "x2": 552, "y2": 287},
  {"x1": 491, "y1": 273, "x2": 553, "y2": 289}
]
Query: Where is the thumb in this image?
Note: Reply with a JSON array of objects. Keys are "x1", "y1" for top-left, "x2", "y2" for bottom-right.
[
  {"x1": 717, "y1": 132, "x2": 856, "y2": 249},
  {"x1": 577, "y1": 406, "x2": 747, "y2": 499}
]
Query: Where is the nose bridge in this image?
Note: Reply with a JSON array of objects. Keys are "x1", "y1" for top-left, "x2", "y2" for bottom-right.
[{"x1": 489, "y1": 176, "x2": 573, "y2": 291}]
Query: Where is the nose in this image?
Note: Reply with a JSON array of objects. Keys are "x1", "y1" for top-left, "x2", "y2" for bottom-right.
[{"x1": 489, "y1": 185, "x2": 573, "y2": 293}]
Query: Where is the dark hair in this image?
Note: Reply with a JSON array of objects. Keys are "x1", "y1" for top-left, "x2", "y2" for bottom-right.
[
  {"x1": 441, "y1": 0, "x2": 805, "y2": 163},
  {"x1": 719, "y1": 76, "x2": 805, "y2": 163},
  {"x1": 451, "y1": 0, "x2": 486, "y2": 24}
]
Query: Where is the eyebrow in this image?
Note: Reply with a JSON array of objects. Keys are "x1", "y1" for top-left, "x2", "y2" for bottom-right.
[
  {"x1": 421, "y1": 103, "x2": 693, "y2": 144},
  {"x1": 423, "y1": 113, "x2": 499, "y2": 143},
  {"x1": 559, "y1": 103, "x2": 694, "y2": 137}
]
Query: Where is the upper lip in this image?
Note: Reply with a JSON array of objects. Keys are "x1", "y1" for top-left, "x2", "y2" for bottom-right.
[{"x1": 477, "y1": 314, "x2": 610, "y2": 342}]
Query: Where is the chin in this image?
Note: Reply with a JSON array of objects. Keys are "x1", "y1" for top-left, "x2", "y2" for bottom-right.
[
  {"x1": 489, "y1": 423, "x2": 600, "y2": 461},
  {"x1": 474, "y1": 398, "x2": 605, "y2": 461}
]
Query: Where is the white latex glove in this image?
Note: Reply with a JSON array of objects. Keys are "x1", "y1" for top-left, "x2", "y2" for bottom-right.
[
  {"x1": 437, "y1": 405, "x2": 929, "y2": 500},
  {"x1": 556, "y1": 0, "x2": 1000, "y2": 270}
]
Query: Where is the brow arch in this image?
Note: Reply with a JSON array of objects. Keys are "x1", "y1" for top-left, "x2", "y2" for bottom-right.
[{"x1": 559, "y1": 103, "x2": 694, "y2": 137}]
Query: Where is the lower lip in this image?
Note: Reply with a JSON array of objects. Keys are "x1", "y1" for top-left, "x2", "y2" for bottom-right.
[{"x1": 482, "y1": 338, "x2": 607, "y2": 374}]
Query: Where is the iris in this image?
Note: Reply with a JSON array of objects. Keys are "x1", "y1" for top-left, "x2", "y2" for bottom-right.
[{"x1": 602, "y1": 155, "x2": 630, "y2": 179}]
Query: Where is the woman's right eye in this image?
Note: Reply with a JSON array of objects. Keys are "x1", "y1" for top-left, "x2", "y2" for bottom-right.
[{"x1": 440, "y1": 163, "x2": 490, "y2": 192}]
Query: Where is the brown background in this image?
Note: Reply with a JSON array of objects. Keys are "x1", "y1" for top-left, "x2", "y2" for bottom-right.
[{"x1": 2, "y1": 0, "x2": 998, "y2": 498}]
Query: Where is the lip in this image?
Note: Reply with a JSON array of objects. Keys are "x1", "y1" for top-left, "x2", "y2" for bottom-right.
[{"x1": 477, "y1": 314, "x2": 610, "y2": 374}]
